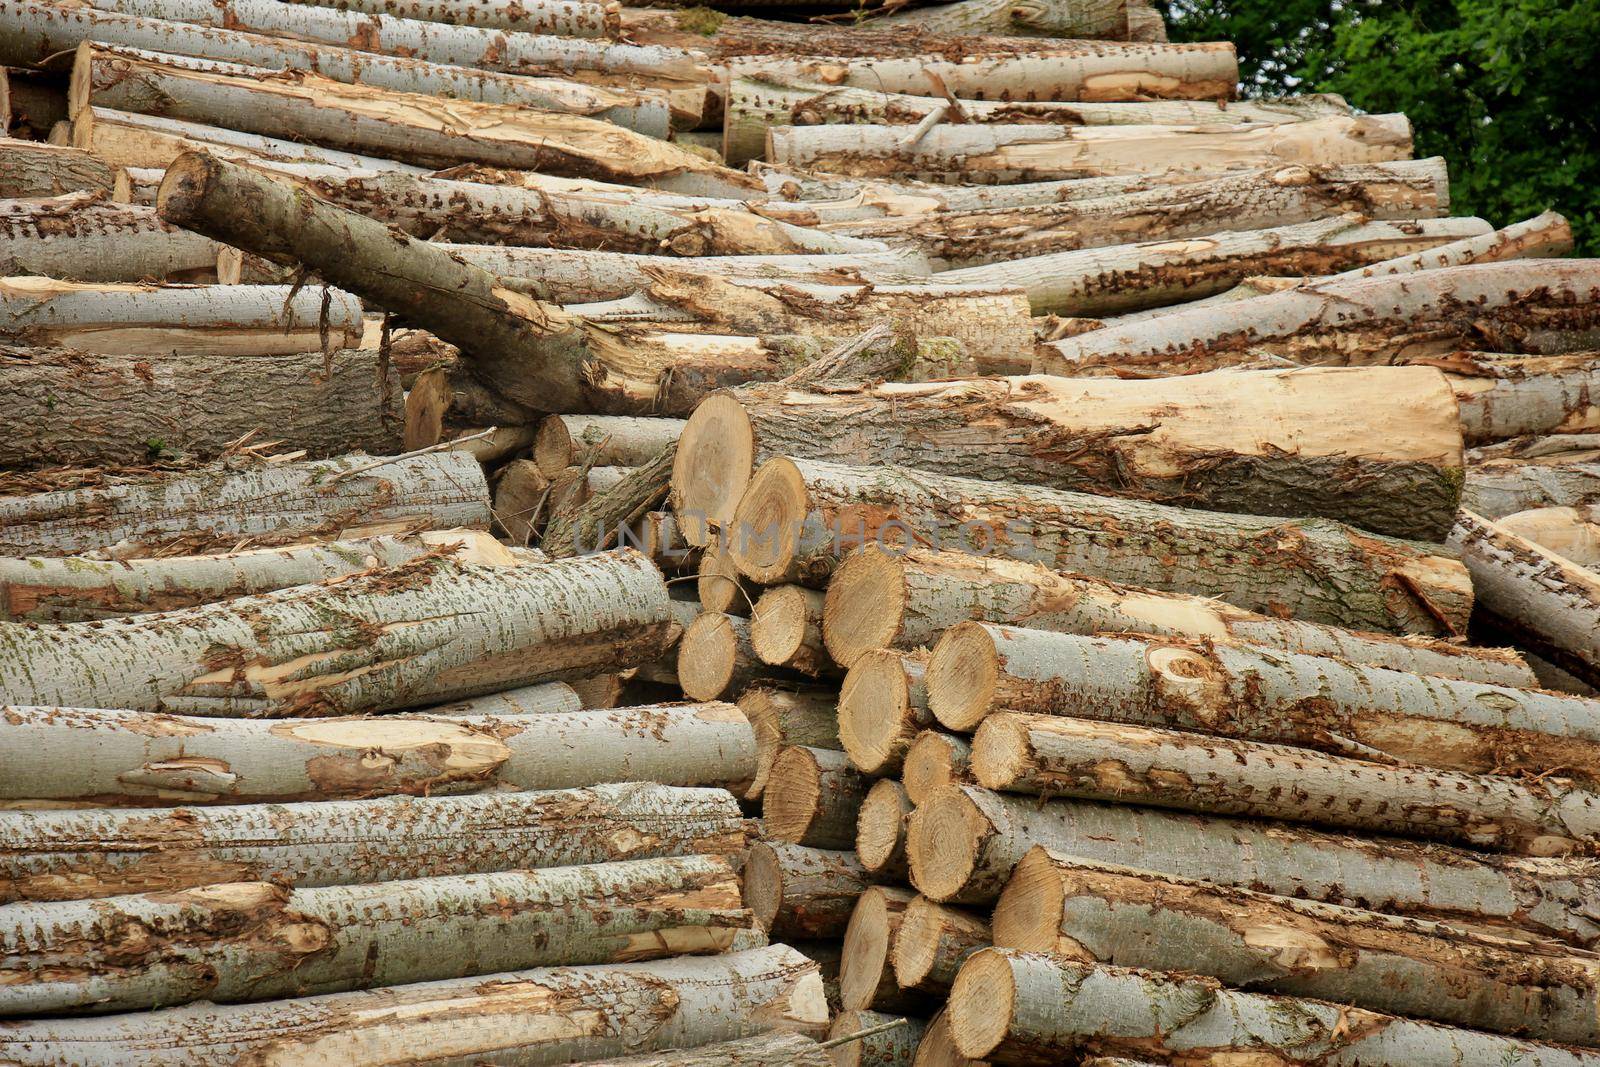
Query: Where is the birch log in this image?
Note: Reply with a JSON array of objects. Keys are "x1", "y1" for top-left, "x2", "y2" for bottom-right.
[
  {"x1": 828, "y1": 1010, "x2": 928, "y2": 1067},
  {"x1": 1466, "y1": 460, "x2": 1600, "y2": 518},
  {"x1": 856, "y1": 778, "x2": 912, "y2": 880},
  {"x1": 0, "y1": 451, "x2": 489, "y2": 557},
  {"x1": 840, "y1": 886, "x2": 920, "y2": 1013},
  {"x1": 871, "y1": 0, "x2": 1165, "y2": 39},
  {"x1": 0, "y1": 139, "x2": 115, "y2": 197},
  {"x1": 764, "y1": 746, "x2": 871, "y2": 849},
  {"x1": 739, "y1": 686, "x2": 839, "y2": 800},
  {"x1": 837, "y1": 650, "x2": 933, "y2": 777},
  {"x1": 1435, "y1": 352, "x2": 1600, "y2": 444},
  {"x1": 0, "y1": 194, "x2": 233, "y2": 282},
  {"x1": 0, "y1": 856, "x2": 757, "y2": 1015},
  {"x1": 892, "y1": 896, "x2": 991, "y2": 995},
  {"x1": 75, "y1": 106, "x2": 427, "y2": 173},
  {"x1": 577, "y1": 1033, "x2": 833, "y2": 1067},
  {"x1": 680, "y1": 366, "x2": 1465, "y2": 542},
  {"x1": 1500, "y1": 506, "x2": 1600, "y2": 566},
  {"x1": 744, "y1": 842, "x2": 869, "y2": 940},
  {"x1": 420, "y1": 681, "x2": 582, "y2": 716},
  {"x1": 0, "y1": 783, "x2": 751, "y2": 903},
  {"x1": 0, "y1": 945, "x2": 827, "y2": 1066},
  {"x1": 724, "y1": 456, "x2": 1471, "y2": 636},
  {"x1": 282, "y1": 0, "x2": 617, "y2": 36},
  {"x1": 992, "y1": 850, "x2": 1600, "y2": 1046}
]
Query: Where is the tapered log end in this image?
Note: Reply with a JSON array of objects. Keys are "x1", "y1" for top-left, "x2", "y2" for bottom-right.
[
  {"x1": 969, "y1": 714, "x2": 1030, "y2": 793},
  {"x1": 677, "y1": 611, "x2": 739, "y2": 701},
  {"x1": 839, "y1": 886, "x2": 898, "y2": 1011},
  {"x1": 154, "y1": 150, "x2": 216, "y2": 228},
  {"x1": 991, "y1": 846, "x2": 1065, "y2": 955},
  {"x1": 928, "y1": 622, "x2": 999, "y2": 732},
  {"x1": 751, "y1": 584, "x2": 812, "y2": 666},
  {"x1": 824, "y1": 546, "x2": 907, "y2": 668},
  {"x1": 673, "y1": 392, "x2": 755, "y2": 547},
  {"x1": 743, "y1": 841, "x2": 784, "y2": 933},
  {"x1": 907, "y1": 786, "x2": 985, "y2": 902},
  {"x1": 857, "y1": 778, "x2": 910, "y2": 876},
  {"x1": 66, "y1": 41, "x2": 93, "y2": 120},
  {"x1": 839, "y1": 651, "x2": 914, "y2": 776},
  {"x1": 892, "y1": 896, "x2": 946, "y2": 990},
  {"x1": 729, "y1": 456, "x2": 807, "y2": 584},
  {"x1": 947, "y1": 949, "x2": 1018, "y2": 1062},
  {"x1": 903, "y1": 731, "x2": 968, "y2": 805},
  {"x1": 765, "y1": 745, "x2": 824, "y2": 844}
]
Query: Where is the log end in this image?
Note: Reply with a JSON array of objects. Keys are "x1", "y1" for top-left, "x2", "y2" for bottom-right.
[
  {"x1": 839, "y1": 886, "x2": 898, "y2": 1011},
  {"x1": 856, "y1": 778, "x2": 910, "y2": 877},
  {"x1": 678, "y1": 611, "x2": 739, "y2": 701},
  {"x1": 696, "y1": 543, "x2": 749, "y2": 615},
  {"x1": 990, "y1": 846, "x2": 1065, "y2": 955},
  {"x1": 947, "y1": 949, "x2": 1018, "y2": 1062},
  {"x1": 823, "y1": 546, "x2": 907, "y2": 669},
  {"x1": 738, "y1": 687, "x2": 787, "y2": 800},
  {"x1": 903, "y1": 731, "x2": 970, "y2": 808},
  {"x1": 838, "y1": 651, "x2": 915, "y2": 777},
  {"x1": 968, "y1": 714, "x2": 1030, "y2": 794},
  {"x1": 729, "y1": 456, "x2": 807, "y2": 584},
  {"x1": 743, "y1": 840, "x2": 785, "y2": 933},
  {"x1": 927, "y1": 621, "x2": 999, "y2": 732},
  {"x1": 906, "y1": 786, "x2": 985, "y2": 902},
  {"x1": 672, "y1": 392, "x2": 755, "y2": 547},
  {"x1": 154, "y1": 150, "x2": 217, "y2": 230},
  {"x1": 765, "y1": 745, "x2": 824, "y2": 844},
  {"x1": 751, "y1": 584, "x2": 813, "y2": 667}
]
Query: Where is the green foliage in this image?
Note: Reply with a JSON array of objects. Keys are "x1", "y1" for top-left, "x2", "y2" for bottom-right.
[{"x1": 1156, "y1": 0, "x2": 1600, "y2": 253}]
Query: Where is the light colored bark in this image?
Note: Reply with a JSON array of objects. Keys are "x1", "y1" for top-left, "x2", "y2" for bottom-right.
[
  {"x1": 892, "y1": 896, "x2": 990, "y2": 995},
  {"x1": 751, "y1": 585, "x2": 835, "y2": 676},
  {"x1": 1466, "y1": 460, "x2": 1600, "y2": 518},
  {"x1": 536, "y1": 415, "x2": 685, "y2": 476},
  {"x1": 0, "y1": 855, "x2": 758, "y2": 1015},
  {"x1": 576, "y1": 1033, "x2": 833, "y2": 1067},
  {"x1": 282, "y1": 0, "x2": 617, "y2": 36},
  {"x1": 902, "y1": 730, "x2": 972, "y2": 806},
  {"x1": 0, "y1": 192, "x2": 233, "y2": 282},
  {"x1": 738, "y1": 686, "x2": 839, "y2": 800},
  {"x1": 1429, "y1": 351, "x2": 1600, "y2": 444},
  {"x1": 1499, "y1": 505, "x2": 1600, "y2": 566},
  {"x1": 872, "y1": 0, "x2": 1162, "y2": 38},
  {"x1": 838, "y1": 650, "x2": 933, "y2": 777},
  {"x1": 0, "y1": 138, "x2": 115, "y2": 197},
  {"x1": 840, "y1": 886, "x2": 920, "y2": 1012},
  {"x1": 75, "y1": 106, "x2": 427, "y2": 173},
  {"x1": 0, "y1": 782, "x2": 751, "y2": 903},
  {"x1": 418, "y1": 681, "x2": 582, "y2": 716},
  {"x1": 827, "y1": 1010, "x2": 927, "y2": 1067},
  {"x1": 1331, "y1": 208, "x2": 1572, "y2": 279},
  {"x1": 855, "y1": 778, "x2": 911, "y2": 881},
  {"x1": 764, "y1": 745, "x2": 871, "y2": 849},
  {"x1": 725, "y1": 456, "x2": 1471, "y2": 636},
  {"x1": 0, "y1": 944, "x2": 828, "y2": 1066},
  {"x1": 744, "y1": 841, "x2": 868, "y2": 940}
]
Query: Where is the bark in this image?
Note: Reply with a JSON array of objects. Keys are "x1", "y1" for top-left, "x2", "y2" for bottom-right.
[
  {"x1": 575, "y1": 1033, "x2": 833, "y2": 1067},
  {"x1": 828, "y1": 1010, "x2": 928, "y2": 1067},
  {"x1": 949, "y1": 949, "x2": 1600, "y2": 1066},
  {"x1": 76, "y1": 106, "x2": 426, "y2": 173},
  {"x1": 724, "y1": 456, "x2": 1472, "y2": 636},
  {"x1": 941, "y1": 216, "x2": 1488, "y2": 316},
  {"x1": 419, "y1": 681, "x2": 582, "y2": 716},
  {"x1": 1042, "y1": 259, "x2": 1600, "y2": 376},
  {"x1": 678, "y1": 611, "x2": 805, "y2": 701},
  {"x1": 766, "y1": 115, "x2": 1411, "y2": 184},
  {"x1": 840, "y1": 886, "x2": 920, "y2": 1013},
  {"x1": 0, "y1": 944, "x2": 827, "y2": 1066},
  {"x1": 902, "y1": 730, "x2": 972, "y2": 806},
  {"x1": 0, "y1": 782, "x2": 751, "y2": 903},
  {"x1": 0, "y1": 451, "x2": 489, "y2": 558},
  {"x1": 870, "y1": 0, "x2": 1163, "y2": 38},
  {"x1": 699, "y1": 539, "x2": 760, "y2": 614},
  {"x1": 764, "y1": 745, "x2": 871, "y2": 849},
  {"x1": 1430, "y1": 351, "x2": 1600, "y2": 445},
  {"x1": 536, "y1": 415, "x2": 685, "y2": 476},
  {"x1": 0, "y1": 138, "x2": 116, "y2": 197},
  {"x1": 856, "y1": 777, "x2": 912, "y2": 881},
  {"x1": 0, "y1": 276, "x2": 363, "y2": 356},
  {"x1": 751, "y1": 585, "x2": 835, "y2": 676},
  {"x1": 0, "y1": 549, "x2": 676, "y2": 714},
  {"x1": 1330, "y1": 208, "x2": 1572, "y2": 280},
  {"x1": 838, "y1": 650, "x2": 934, "y2": 777},
  {"x1": 0, "y1": 855, "x2": 758, "y2": 1015},
  {"x1": 1499, "y1": 506, "x2": 1600, "y2": 566},
  {"x1": 1450, "y1": 510, "x2": 1600, "y2": 689},
  {"x1": 687, "y1": 366, "x2": 1464, "y2": 543},
  {"x1": 282, "y1": 0, "x2": 617, "y2": 36},
  {"x1": 823, "y1": 547, "x2": 1534, "y2": 686},
  {"x1": 892, "y1": 896, "x2": 991, "y2": 995},
  {"x1": 743, "y1": 841, "x2": 868, "y2": 940},
  {"x1": 1465, "y1": 460, "x2": 1600, "y2": 518},
  {"x1": 738, "y1": 686, "x2": 840, "y2": 800},
  {"x1": 994, "y1": 849, "x2": 1600, "y2": 1046},
  {"x1": 0, "y1": 193, "x2": 223, "y2": 284}
]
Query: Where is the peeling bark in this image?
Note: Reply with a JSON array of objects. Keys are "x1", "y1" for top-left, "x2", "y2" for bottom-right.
[
  {"x1": 744, "y1": 841, "x2": 868, "y2": 940},
  {"x1": 764, "y1": 745, "x2": 871, "y2": 849},
  {"x1": 0, "y1": 138, "x2": 115, "y2": 198},
  {"x1": 1465, "y1": 459, "x2": 1600, "y2": 518},
  {"x1": 76, "y1": 106, "x2": 427, "y2": 173}
]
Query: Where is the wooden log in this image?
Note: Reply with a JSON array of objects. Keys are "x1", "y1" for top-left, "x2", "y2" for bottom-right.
[
  {"x1": 794, "y1": 940, "x2": 845, "y2": 1016},
  {"x1": 699, "y1": 539, "x2": 761, "y2": 613},
  {"x1": 744, "y1": 841, "x2": 869, "y2": 940},
  {"x1": 75, "y1": 106, "x2": 426, "y2": 173},
  {"x1": 282, "y1": 0, "x2": 617, "y2": 36},
  {"x1": 971, "y1": 712, "x2": 1600, "y2": 856},
  {"x1": 0, "y1": 944, "x2": 828, "y2": 1066},
  {"x1": 1500, "y1": 506, "x2": 1600, "y2": 566},
  {"x1": 679, "y1": 612, "x2": 806, "y2": 701},
  {"x1": 577, "y1": 1033, "x2": 834, "y2": 1067},
  {"x1": 902, "y1": 730, "x2": 972, "y2": 806},
  {"x1": 724, "y1": 456, "x2": 1472, "y2": 636},
  {"x1": 751, "y1": 585, "x2": 836, "y2": 677},
  {"x1": 739, "y1": 686, "x2": 840, "y2": 800},
  {"x1": 764, "y1": 745, "x2": 871, "y2": 849},
  {"x1": 1041, "y1": 260, "x2": 1600, "y2": 376},
  {"x1": 871, "y1": 0, "x2": 1164, "y2": 38},
  {"x1": 823, "y1": 547, "x2": 1535, "y2": 686},
  {"x1": 1334, "y1": 208, "x2": 1572, "y2": 279},
  {"x1": 419, "y1": 681, "x2": 582, "y2": 716},
  {"x1": 828, "y1": 1010, "x2": 928, "y2": 1067},
  {"x1": 892, "y1": 896, "x2": 991, "y2": 996},
  {"x1": 492, "y1": 459, "x2": 550, "y2": 546},
  {"x1": 0, "y1": 193, "x2": 235, "y2": 282},
  {"x1": 856, "y1": 778, "x2": 912, "y2": 881},
  {"x1": 838, "y1": 650, "x2": 934, "y2": 777},
  {"x1": 948, "y1": 949, "x2": 1600, "y2": 1066},
  {"x1": 536, "y1": 415, "x2": 685, "y2": 477},
  {"x1": 1436, "y1": 352, "x2": 1600, "y2": 445},
  {"x1": 0, "y1": 451, "x2": 489, "y2": 558},
  {"x1": 0, "y1": 782, "x2": 751, "y2": 903},
  {"x1": 0, "y1": 855, "x2": 758, "y2": 1015},
  {"x1": 840, "y1": 886, "x2": 920, "y2": 1012},
  {"x1": 683, "y1": 365, "x2": 1466, "y2": 542},
  {"x1": 0, "y1": 138, "x2": 115, "y2": 197},
  {"x1": 911, "y1": 1009, "x2": 985, "y2": 1067},
  {"x1": 994, "y1": 849, "x2": 1600, "y2": 1046},
  {"x1": 1466, "y1": 460, "x2": 1600, "y2": 518}
]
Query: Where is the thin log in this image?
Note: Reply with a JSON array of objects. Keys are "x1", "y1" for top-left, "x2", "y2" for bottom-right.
[
  {"x1": 871, "y1": 0, "x2": 1164, "y2": 38},
  {"x1": 419, "y1": 681, "x2": 582, "y2": 716},
  {"x1": 0, "y1": 193, "x2": 234, "y2": 282},
  {"x1": 856, "y1": 778, "x2": 912, "y2": 881},
  {"x1": 751, "y1": 585, "x2": 835, "y2": 677},
  {"x1": 535, "y1": 415, "x2": 685, "y2": 476},
  {"x1": 827, "y1": 1010, "x2": 927, "y2": 1067},
  {"x1": 699, "y1": 539, "x2": 760, "y2": 613},
  {"x1": 739, "y1": 686, "x2": 839, "y2": 800},
  {"x1": 764, "y1": 745, "x2": 871, "y2": 849},
  {"x1": 492, "y1": 459, "x2": 550, "y2": 546},
  {"x1": 892, "y1": 896, "x2": 991, "y2": 995},
  {"x1": 678, "y1": 611, "x2": 803, "y2": 701},
  {"x1": 838, "y1": 650, "x2": 933, "y2": 777},
  {"x1": 840, "y1": 886, "x2": 920, "y2": 1012},
  {"x1": 575, "y1": 1033, "x2": 833, "y2": 1067},
  {"x1": 1466, "y1": 459, "x2": 1600, "y2": 518},
  {"x1": 281, "y1": 0, "x2": 618, "y2": 36},
  {"x1": 75, "y1": 106, "x2": 426, "y2": 173},
  {"x1": 902, "y1": 730, "x2": 972, "y2": 806},
  {"x1": 1435, "y1": 352, "x2": 1600, "y2": 445},
  {"x1": 743, "y1": 841, "x2": 869, "y2": 940},
  {"x1": 0, "y1": 138, "x2": 115, "y2": 197},
  {"x1": 1333, "y1": 207, "x2": 1572, "y2": 279}
]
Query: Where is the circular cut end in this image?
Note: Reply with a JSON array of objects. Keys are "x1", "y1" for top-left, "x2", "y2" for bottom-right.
[
  {"x1": 927, "y1": 622, "x2": 999, "y2": 732},
  {"x1": 907, "y1": 786, "x2": 984, "y2": 902},
  {"x1": 728, "y1": 456, "x2": 807, "y2": 584},
  {"x1": 840, "y1": 888, "x2": 893, "y2": 1011},
  {"x1": 737, "y1": 688, "x2": 782, "y2": 800},
  {"x1": 153, "y1": 148, "x2": 212, "y2": 221},
  {"x1": 827, "y1": 1010, "x2": 871, "y2": 1067},
  {"x1": 677, "y1": 612, "x2": 738, "y2": 701},
  {"x1": 823, "y1": 546, "x2": 907, "y2": 668},
  {"x1": 947, "y1": 948, "x2": 1017, "y2": 1061},
  {"x1": 838, "y1": 651, "x2": 913, "y2": 777},
  {"x1": 892, "y1": 895, "x2": 946, "y2": 989},
  {"x1": 671, "y1": 393, "x2": 755, "y2": 548},
  {"x1": 532, "y1": 415, "x2": 574, "y2": 476},
  {"x1": 764, "y1": 745, "x2": 823, "y2": 843},
  {"x1": 856, "y1": 778, "x2": 909, "y2": 874},
  {"x1": 913, "y1": 1010, "x2": 971, "y2": 1067},
  {"x1": 969, "y1": 715, "x2": 1029, "y2": 792},
  {"x1": 696, "y1": 544, "x2": 748, "y2": 615},
  {"x1": 742, "y1": 841, "x2": 783, "y2": 932},
  {"x1": 991, "y1": 847, "x2": 1064, "y2": 955},
  {"x1": 902, "y1": 732, "x2": 961, "y2": 807},
  {"x1": 750, "y1": 584, "x2": 809, "y2": 666}
]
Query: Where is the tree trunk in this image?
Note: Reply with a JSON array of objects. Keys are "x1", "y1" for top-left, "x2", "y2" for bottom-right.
[
  {"x1": 906, "y1": 784, "x2": 1600, "y2": 947},
  {"x1": 0, "y1": 944, "x2": 828, "y2": 1066},
  {"x1": 0, "y1": 855, "x2": 757, "y2": 1015},
  {"x1": 972, "y1": 712, "x2": 1600, "y2": 855},
  {"x1": 0, "y1": 193, "x2": 237, "y2": 282},
  {"x1": 1465, "y1": 460, "x2": 1600, "y2": 518},
  {"x1": 75, "y1": 106, "x2": 426, "y2": 173},
  {"x1": 764, "y1": 745, "x2": 871, "y2": 849},
  {"x1": 892, "y1": 896, "x2": 990, "y2": 995},
  {"x1": 903, "y1": 730, "x2": 972, "y2": 806},
  {"x1": 738, "y1": 686, "x2": 840, "y2": 800},
  {"x1": 827, "y1": 1010, "x2": 928, "y2": 1067},
  {"x1": 0, "y1": 549, "x2": 677, "y2": 714},
  {"x1": 535, "y1": 415, "x2": 683, "y2": 478},
  {"x1": 949, "y1": 949, "x2": 1600, "y2": 1066},
  {"x1": 685, "y1": 365, "x2": 1465, "y2": 543},
  {"x1": 743, "y1": 841, "x2": 869, "y2": 940},
  {"x1": 0, "y1": 451, "x2": 489, "y2": 558},
  {"x1": 576, "y1": 1033, "x2": 833, "y2": 1067},
  {"x1": 766, "y1": 115, "x2": 1411, "y2": 184},
  {"x1": 838, "y1": 650, "x2": 934, "y2": 777},
  {"x1": 1427, "y1": 351, "x2": 1600, "y2": 445},
  {"x1": 678, "y1": 611, "x2": 807, "y2": 701},
  {"x1": 0, "y1": 782, "x2": 750, "y2": 903},
  {"x1": 823, "y1": 547, "x2": 1534, "y2": 686},
  {"x1": 281, "y1": 0, "x2": 617, "y2": 36},
  {"x1": 856, "y1": 778, "x2": 912, "y2": 881},
  {"x1": 751, "y1": 585, "x2": 836, "y2": 677},
  {"x1": 1042, "y1": 260, "x2": 1600, "y2": 376},
  {"x1": 724, "y1": 456, "x2": 1472, "y2": 636},
  {"x1": 1331, "y1": 208, "x2": 1572, "y2": 280},
  {"x1": 1499, "y1": 506, "x2": 1600, "y2": 566},
  {"x1": 840, "y1": 886, "x2": 920, "y2": 1013},
  {"x1": 1451, "y1": 510, "x2": 1600, "y2": 688},
  {"x1": 0, "y1": 277, "x2": 363, "y2": 356},
  {"x1": 941, "y1": 216, "x2": 1487, "y2": 315},
  {"x1": 0, "y1": 138, "x2": 116, "y2": 197}
]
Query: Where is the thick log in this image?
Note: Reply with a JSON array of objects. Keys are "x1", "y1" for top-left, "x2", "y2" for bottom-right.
[
  {"x1": 994, "y1": 849, "x2": 1600, "y2": 1046},
  {"x1": 1042, "y1": 260, "x2": 1600, "y2": 376},
  {"x1": 724, "y1": 456, "x2": 1471, "y2": 636},
  {"x1": 0, "y1": 783, "x2": 750, "y2": 903},
  {"x1": 577, "y1": 1033, "x2": 833, "y2": 1067},
  {"x1": 0, "y1": 451, "x2": 489, "y2": 557},
  {"x1": 840, "y1": 886, "x2": 920, "y2": 1012},
  {"x1": 871, "y1": 0, "x2": 1164, "y2": 38},
  {"x1": 949, "y1": 949, "x2": 1600, "y2": 1066},
  {"x1": 751, "y1": 585, "x2": 835, "y2": 676},
  {"x1": 739, "y1": 686, "x2": 840, "y2": 800},
  {"x1": 283, "y1": 0, "x2": 617, "y2": 36},
  {"x1": 764, "y1": 745, "x2": 871, "y2": 849},
  {"x1": 75, "y1": 106, "x2": 426, "y2": 173},
  {"x1": 0, "y1": 945, "x2": 827, "y2": 1066},
  {"x1": 823, "y1": 547, "x2": 1534, "y2": 685},
  {"x1": 902, "y1": 730, "x2": 972, "y2": 805},
  {"x1": 828, "y1": 1010, "x2": 928, "y2": 1067},
  {"x1": 1466, "y1": 460, "x2": 1600, "y2": 518},
  {"x1": 972, "y1": 712, "x2": 1600, "y2": 855},
  {"x1": 856, "y1": 778, "x2": 912, "y2": 881},
  {"x1": 0, "y1": 855, "x2": 757, "y2": 1015},
  {"x1": 536, "y1": 415, "x2": 685, "y2": 476},
  {"x1": 683, "y1": 366, "x2": 1464, "y2": 542},
  {"x1": 838, "y1": 650, "x2": 933, "y2": 776},
  {"x1": 1436, "y1": 352, "x2": 1600, "y2": 445},
  {"x1": 892, "y1": 896, "x2": 991, "y2": 995},
  {"x1": 0, "y1": 138, "x2": 115, "y2": 197},
  {"x1": 1500, "y1": 505, "x2": 1600, "y2": 566},
  {"x1": 0, "y1": 193, "x2": 234, "y2": 282},
  {"x1": 679, "y1": 612, "x2": 805, "y2": 701},
  {"x1": 744, "y1": 841, "x2": 869, "y2": 940}
]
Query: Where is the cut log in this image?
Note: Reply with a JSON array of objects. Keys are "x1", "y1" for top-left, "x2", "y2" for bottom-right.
[
  {"x1": 75, "y1": 106, "x2": 426, "y2": 173},
  {"x1": 282, "y1": 0, "x2": 617, "y2": 36},
  {"x1": 0, "y1": 139, "x2": 115, "y2": 197},
  {"x1": 1451, "y1": 510, "x2": 1600, "y2": 688},
  {"x1": 0, "y1": 944, "x2": 827, "y2": 1066},
  {"x1": 856, "y1": 778, "x2": 912, "y2": 881},
  {"x1": 0, "y1": 855, "x2": 757, "y2": 1015},
  {"x1": 739, "y1": 686, "x2": 840, "y2": 800},
  {"x1": 1333, "y1": 208, "x2": 1573, "y2": 279},
  {"x1": 764, "y1": 745, "x2": 871, "y2": 849},
  {"x1": 793, "y1": 940, "x2": 845, "y2": 1015},
  {"x1": 536, "y1": 415, "x2": 686, "y2": 476},
  {"x1": 823, "y1": 547, "x2": 1534, "y2": 686},
  {"x1": 994, "y1": 849, "x2": 1600, "y2": 1046},
  {"x1": 751, "y1": 585, "x2": 835, "y2": 676},
  {"x1": 0, "y1": 549, "x2": 676, "y2": 714},
  {"x1": 683, "y1": 365, "x2": 1465, "y2": 542},
  {"x1": 949, "y1": 949, "x2": 1600, "y2": 1066},
  {"x1": 577, "y1": 1033, "x2": 834, "y2": 1067},
  {"x1": 699, "y1": 540, "x2": 761, "y2": 614},
  {"x1": 912, "y1": 1009, "x2": 985, "y2": 1067},
  {"x1": 679, "y1": 612, "x2": 805, "y2": 701},
  {"x1": 1500, "y1": 506, "x2": 1600, "y2": 566},
  {"x1": 724, "y1": 456, "x2": 1472, "y2": 636},
  {"x1": 838, "y1": 650, "x2": 934, "y2": 777},
  {"x1": 940, "y1": 216, "x2": 1487, "y2": 315},
  {"x1": 0, "y1": 193, "x2": 235, "y2": 282},
  {"x1": 871, "y1": 0, "x2": 1164, "y2": 38},
  {"x1": 929, "y1": 622, "x2": 1600, "y2": 782},
  {"x1": 744, "y1": 841, "x2": 869, "y2": 940},
  {"x1": 0, "y1": 277, "x2": 362, "y2": 356},
  {"x1": 892, "y1": 896, "x2": 991, "y2": 996},
  {"x1": 827, "y1": 1010, "x2": 927, "y2": 1067},
  {"x1": 1436, "y1": 352, "x2": 1600, "y2": 445},
  {"x1": 420, "y1": 681, "x2": 582, "y2": 717},
  {"x1": 902, "y1": 730, "x2": 972, "y2": 806},
  {"x1": 972, "y1": 712, "x2": 1600, "y2": 855},
  {"x1": 840, "y1": 886, "x2": 920, "y2": 1012},
  {"x1": 1041, "y1": 259, "x2": 1600, "y2": 376},
  {"x1": 1466, "y1": 460, "x2": 1600, "y2": 518},
  {"x1": 492, "y1": 459, "x2": 551, "y2": 546},
  {"x1": 0, "y1": 782, "x2": 750, "y2": 903},
  {"x1": 0, "y1": 451, "x2": 489, "y2": 558}
]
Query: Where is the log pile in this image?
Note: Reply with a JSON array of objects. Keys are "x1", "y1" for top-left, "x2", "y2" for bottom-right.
[{"x1": 2, "y1": 0, "x2": 1599, "y2": 1063}]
